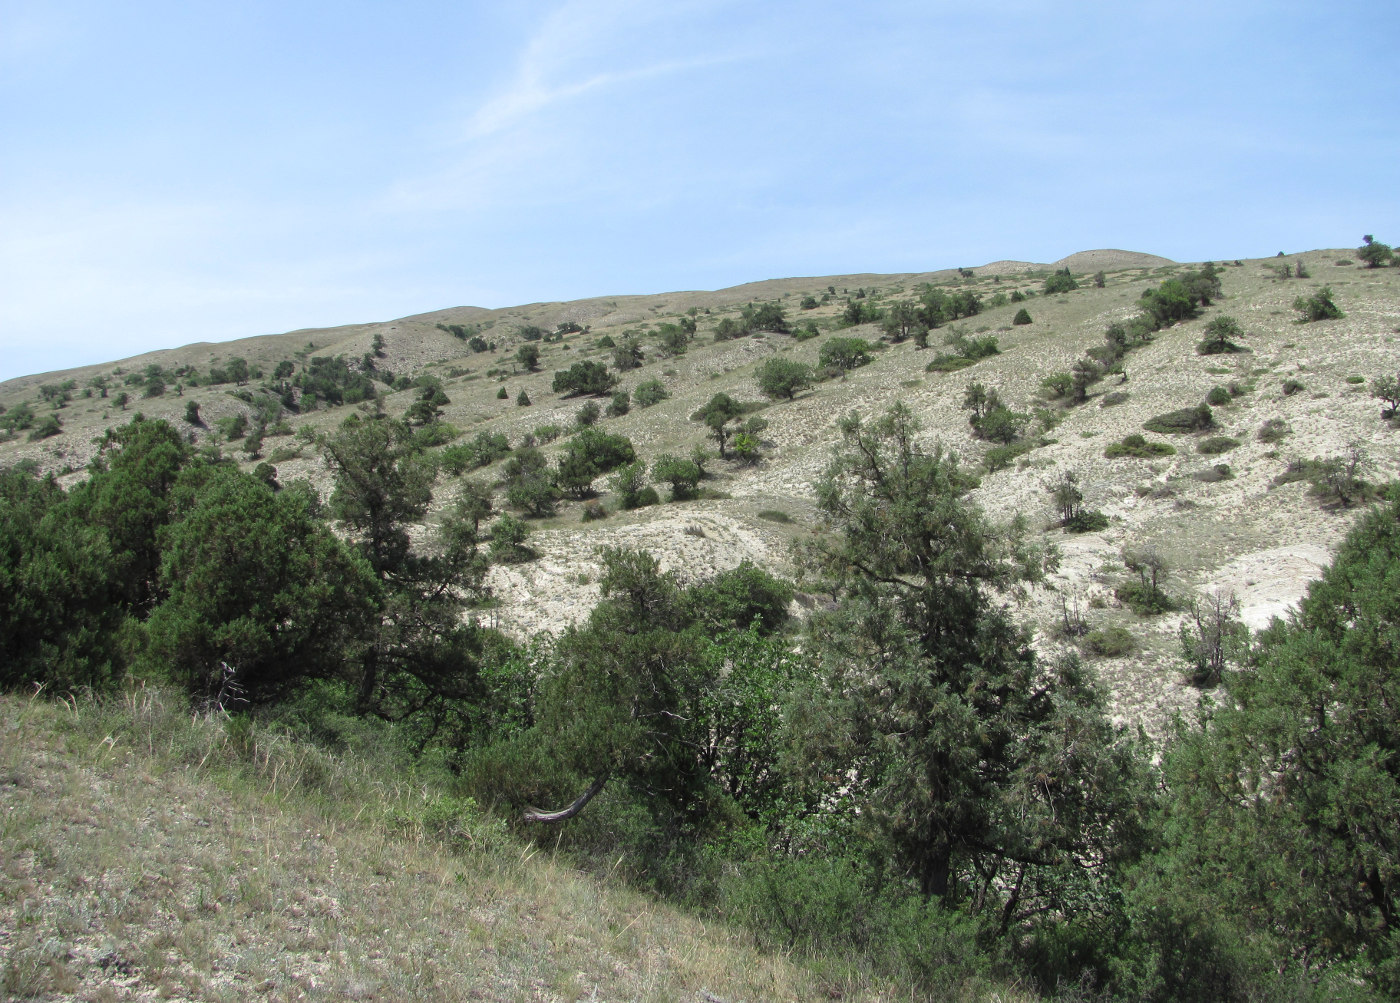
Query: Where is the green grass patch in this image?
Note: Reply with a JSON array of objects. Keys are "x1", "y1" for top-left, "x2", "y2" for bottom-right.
[{"x1": 1105, "y1": 434, "x2": 1176, "y2": 459}]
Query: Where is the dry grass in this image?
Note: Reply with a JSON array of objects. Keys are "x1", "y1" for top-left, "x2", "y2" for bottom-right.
[{"x1": 5, "y1": 686, "x2": 1024, "y2": 1003}]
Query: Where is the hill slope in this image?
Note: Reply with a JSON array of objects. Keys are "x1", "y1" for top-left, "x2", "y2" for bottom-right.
[{"x1": 2, "y1": 248, "x2": 1397, "y2": 734}]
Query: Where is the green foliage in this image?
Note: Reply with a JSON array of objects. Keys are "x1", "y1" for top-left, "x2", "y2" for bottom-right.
[
  {"x1": 573, "y1": 400, "x2": 600, "y2": 427},
  {"x1": 742, "y1": 301, "x2": 788, "y2": 334},
  {"x1": 1149, "y1": 492, "x2": 1400, "y2": 993},
  {"x1": 756, "y1": 357, "x2": 814, "y2": 400},
  {"x1": 440, "y1": 431, "x2": 511, "y2": 476},
  {"x1": 146, "y1": 466, "x2": 376, "y2": 704},
  {"x1": 631, "y1": 378, "x2": 669, "y2": 408},
  {"x1": 608, "y1": 461, "x2": 655, "y2": 510},
  {"x1": 27, "y1": 414, "x2": 62, "y2": 440},
  {"x1": 1083, "y1": 626, "x2": 1135, "y2": 657},
  {"x1": 1293, "y1": 286, "x2": 1344, "y2": 321},
  {"x1": 1115, "y1": 547, "x2": 1176, "y2": 614},
  {"x1": 293, "y1": 354, "x2": 378, "y2": 407},
  {"x1": 1012, "y1": 307, "x2": 1032, "y2": 325},
  {"x1": 611, "y1": 333, "x2": 644, "y2": 371},
  {"x1": 488, "y1": 513, "x2": 534, "y2": 564},
  {"x1": 881, "y1": 300, "x2": 925, "y2": 342},
  {"x1": 515, "y1": 343, "x2": 540, "y2": 371},
  {"x1": 1372, "y1": 372, "x2": 1400, "y2": 418},
  {"x1": 818, "y1": 337, "x2": 873, "y2": 372},
  {"x1": 184, "y1": 401, "x2": 201, "y2": 425},
  {"x1": 1040, "y1": 371, "x2": 1074, "y2": 399},
  {"x1": 555, "y1": 428, "x2": 636, "y2": 499},
  {"x1": 684, "y1": 560, "x2": 793, "y2": 635},
  {"x1": 802, "y1": 403, "x2": 1144, "y2": 930},
  {"x1": 606, "y1": 390, "x2": 630, "y2": 417},
  {"x1": 1043, "y1": 268, "x2": 1078, "y2": 294},
  {"x1": 1198, "y1": 435, "x2": 1240, "y2": 455},
  {"x1": 0, "y1": 467, "x2": 129, "y2": 690},
  {"x1": 1198, "y1": 315, "x2": 1247, "y2": 355},
  {"x1": 516, "y1": 389, "x2": 531, "y2": 407},
  {"x1": 983, "y1": 438, "x2": 1035, "y2": 472},
  {"x1": 1143, "y1": 403, "x2": 1215, "y2": 434},
  {"x1": 1282, "y1": 377, "x2": 1306, "y2": 396},
  {"x1": 552, "y1": 360, "x2": 618, "y2": 397},
  {"x1": 651, "y1": 453, "x2": 701, "y2": 501},
  {"x1": 1257, "y1": 417, "x2": 1291, "y2": 443},
  {"x1": 694, "y1": 392, "x2": 746, "y2": 458},
  {"x1": 1206, "y1": 385, "x2": 1232, "y2": 406},
  {"x1": 1358, "y1": 235, "x2": 1394, "y2": 268}
]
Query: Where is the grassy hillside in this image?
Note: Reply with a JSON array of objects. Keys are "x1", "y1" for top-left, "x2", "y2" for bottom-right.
[{"x1": 4, "y1": 687, "x2": 1020, "y2": 1002}]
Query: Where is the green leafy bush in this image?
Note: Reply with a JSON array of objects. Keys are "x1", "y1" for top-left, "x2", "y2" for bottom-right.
[
  {"x1": 631, "y1": 379, "x2": 669, "y2": 408},
  {"x1": 1143, "y1": 404, "x2": 1214, "y2": 434},
  {"x1": 1197, "y1": 436, "x2": 1239, "y2": 455},
  {"x1": 1206, "y1": 385, "x2": 1232, "y2": 406},
  {"x1": 552, "y1": 361, "x2": 618, "y2": 397},
  {"x1": 1197, "y1": 315, "x2": 1246, "y2": 355},
  {"x1": 1104, "y1": 433, "x2": 1176, "y2": 458},
  {"x1": 1043, "y1": 268, "x2": 1078, "y2": 294},
  {"x1": 1257, "y1": 417, "x2": 1290, "y2": 443},
  {"x1": 1282, "y1": 377, "x2": 1305, "y2": 396},
  {"x1": 1012, "y1": 308, "x2": 1032, "y2": 325},
  {"x1": 756, "y1": 357, "x2": 815, "y2": 400},
  {"x1": 1100, "y1": 391, "x2": 1130, "y2": 407},
  {"x1": 1083, "y1": 626, "x2": 1135, "y2": 657},
  {"x1": 1292, "y1": 286, "x2": 1343, "y2": 321},
  {"x1": 819, "y1": 337, "x2": 873, "y2": 372}
]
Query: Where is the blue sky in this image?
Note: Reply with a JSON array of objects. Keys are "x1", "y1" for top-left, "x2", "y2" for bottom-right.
[{"x1": 2, "y1": 0, "x2": 1396, "y2": 382}]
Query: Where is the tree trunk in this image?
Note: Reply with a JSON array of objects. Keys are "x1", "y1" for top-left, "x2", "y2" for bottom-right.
[{"x1": 522, "y1": 774, "x2": 610, "y2": 823}]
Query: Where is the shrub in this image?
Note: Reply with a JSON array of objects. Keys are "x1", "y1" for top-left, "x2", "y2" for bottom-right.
[
  {"x1": 1065, "y1": 510, "x2": 1109, "y2": 533},
  {"x1": 1012, "y1": 308, "x2": 1032, "y2": 325},
  {"x1": 1100, "y1": 391, "x2": 1130, "y2": 407},
  {"x1": 533, "y1": 423, "x2": 562, "y2": 444},
  {"x1": 1369, "y1": 372, "x2": 1399, "y2": 418},
  {"x1": 791, "y1": 321, "x2": 820, "y2": 341},
  {"x1": 606, "y1": 391, "x2": 630, "y2": 417},
  {"x1": 552, "y1": 360, "x2": 618, "y2": 397},
  {"x1": 818, "y1": 337, "x2": 873, "y2": 372},
  {"x1": 1143, "y1": 404, "x2": 1214, "y2": 434},
  {"x1": 581, "y1": 501, "x2": 608, "y2": 522},
  {"x1": 439, "y1": 431, "x2": 511, "y2": 474},
  {"x1": 983, "y1": 439, "x2": 1035, "y2": 472},
  {"x1": 1205, "y1": 386, "x2": 1231, "y2": 406},
  {"x1": 1197, "y1": 315, "x2": 1246, "y2": 354},
  {"x1": 1257, "y1": 418, "x2": 1290, "y2": 443},
  {"x1": 651, "y1": 454, "x2": 701, "y2": 501},
  {"x1": 1104, "y1": 434, "x2": 1175, "y2": 459},
  {"x1": 1358, "y1": 235, "x2": 1394, "y2": 269},
  {"x1": 756, "y1": 357, "x2": 815, "y2": 400},
  {"x1": 1292, "y1": 286, "x2": 1343, "y2": 322},
  {"x1": 1043, "y1": 268, "x2": 1078, "y2": 294},
  {"x1": 1039, "y1": 372, "x2": 1074, "y2": 399},
  {"x1": 556, "y1": 428, "x2": 636, "y2": 498},
  {"x1": 27, "y1": 415, "x2": 61, "y2": 441},
  {"x1": 1192, "y1": 463, "x2": 1233, "y2": 482},
  {"x1": 488, "y1": 514, "x2": 534, "y2": 563},
  {"x1": 756, "y1": 509, "x2": 792, "y2": 523},
  {"x1": 1197, "y1": 436, "x2": 1239, "y2": 455},
  {"x1": 1083, "y1": 626, "x2": 1135, "y2": 657},
  {"x1": 925, "y1": 354, "x2": 977, "y2": 373},
  {"x1": 496, "y1": 386, "x2": 508, "y2": 399},
  {"x1": 632, "y1": 379, "x2": 669, "y2": 408},
  {"x1": 1282, "y1": 378, "x2": 1305, "y2": 396},
  {"x1": 574, "y1": 400, "x2": 600, "y2": 427},
  {"x1": 516, "y1": 390, "x2": 531, "y2": 406}
]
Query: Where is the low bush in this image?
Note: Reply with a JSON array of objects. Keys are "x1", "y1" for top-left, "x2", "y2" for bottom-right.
[
  {"x1": 756, "y1": 509, "x2": 792, "y2": 523},
  {"x1": 1105, "y1": 434, "x2": 1176, "y2": 458},
  {"x1": 1065, "y1": 510, "x2": 1109, "y2": 533},
  {"x1": 1257, "y1": 418, "x2": 1290, "y2": 443},
  {"x1": 1192, "y1": 463, "x2": 1234, "y2": 483},
  {"x1": 1282, "y1": 378, "x2": 1305, "y2": 396},
  {"x1": 581, "y1": 502, "x2": 608, "y2": 522},
  {"x1": 1116, "y1": 581, "x2": 1178, "y2": 615},
  {"x1": 1206, "y1": 386, "x2": 1231, "y2": 406},
  {"x1": 1012, "y1": 308, "x2": 1032, "y2": 325},
  {"x1": 1197, "y1": 436, "x2": 1240, "y2": 455},
  {"x1": 632, "y1": 379, "x2": 669, "y2": 409},
  {"x1": 984, "y1": 438, "x2": 1035, "y2": 472},
  {"x1": 1143, "y1": 404, "x2": 1214, "y2": 434},
  {"x1": 1292, "y1": 286, "x2": 1343, "y2": 322},
  {"x1": 1100, "y1": 391, "x2": 1130, "y2": 407},
  {"x1": 1083, "y1": 626, "x2": 1135, "y2": 657}
]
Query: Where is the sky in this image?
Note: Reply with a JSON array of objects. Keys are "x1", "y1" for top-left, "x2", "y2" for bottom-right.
[{"x1": 2, "y1": 0, "x2": 1397, "y2": 382}]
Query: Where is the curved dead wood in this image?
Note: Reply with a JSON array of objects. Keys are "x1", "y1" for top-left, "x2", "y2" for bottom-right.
[{"x1": 521, "y1": 774, "x2": 609, "y2": 823}]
